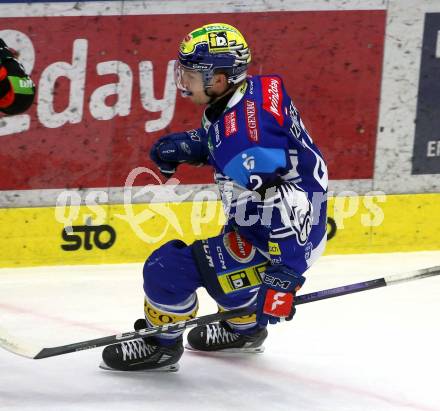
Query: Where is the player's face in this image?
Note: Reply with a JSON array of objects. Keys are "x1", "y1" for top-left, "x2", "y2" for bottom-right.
[{"x1": 175, "y1": 63, "x2": 211, "y2": 105}]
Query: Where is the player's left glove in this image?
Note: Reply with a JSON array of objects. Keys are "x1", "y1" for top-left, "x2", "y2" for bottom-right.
[
  {"x1": 256, "y1": 264, "x2": 305, "y2": 327},
  {"x1": 149, "y1": 129, "x2": 208, "y2": 178}
]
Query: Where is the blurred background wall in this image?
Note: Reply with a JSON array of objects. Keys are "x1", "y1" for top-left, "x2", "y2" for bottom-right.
[{"x1": 0, "y1": 0, "x2": 439, "y2": 267}]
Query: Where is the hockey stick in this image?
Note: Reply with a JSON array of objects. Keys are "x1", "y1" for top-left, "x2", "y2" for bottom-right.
[{"x1": 0, "y1": 264, "x2": 439, "y2": 360}]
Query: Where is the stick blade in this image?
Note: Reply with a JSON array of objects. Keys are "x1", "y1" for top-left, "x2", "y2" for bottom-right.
[
  {"x1": 0, "y1": 327, "x2": 41, "y2": 359},
  {"x1": 385, "y1": 265, "x2": 440, "y2": 285}
]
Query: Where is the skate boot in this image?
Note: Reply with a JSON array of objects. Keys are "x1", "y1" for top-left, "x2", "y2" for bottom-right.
[
  {"x1": 186, "y1": 321, "x2": 268, "y2": 353},
  {"x1": 100, "y1": 319, "x2": 184, "y2": 372}
]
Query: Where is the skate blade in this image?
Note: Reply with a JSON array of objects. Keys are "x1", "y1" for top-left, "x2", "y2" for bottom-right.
[
  {"x1": 185, "y1": 344, "x2": 265, "y2": 354},
  {"x1": 99, "y1": 362, "x2": 179, "y2": 372}
]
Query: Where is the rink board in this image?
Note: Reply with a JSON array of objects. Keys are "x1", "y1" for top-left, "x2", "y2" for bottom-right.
[
  {"x1": 0, "y1": 193, "x2": 439, "y2": 267},
  {"x1": 0, "y1": 8, "x2": 384, "y2": 190},
  {"x1": 1, "y1": 0, "x2": 440, "y2": 268}
]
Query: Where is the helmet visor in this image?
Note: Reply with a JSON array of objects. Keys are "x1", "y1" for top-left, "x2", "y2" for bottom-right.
[
  {"x1": 174, "y1": 60, "x2": 205, "y2": 97},
  {"x1": 174, "y1": 60, "x2": 209, "y2": 97}
]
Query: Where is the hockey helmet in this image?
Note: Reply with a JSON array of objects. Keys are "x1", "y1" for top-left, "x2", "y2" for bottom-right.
[{"x1": 175, "y1": 23, "x2": 251, "y2": 95}]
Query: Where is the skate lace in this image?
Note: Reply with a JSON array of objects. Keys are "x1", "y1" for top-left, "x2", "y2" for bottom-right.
[
  {"x1": 121, "y1": 339, "x2": 155, "y2": 361},
  {"x1": 206, "y1": 323, "x2": 240, "y2": 345}
]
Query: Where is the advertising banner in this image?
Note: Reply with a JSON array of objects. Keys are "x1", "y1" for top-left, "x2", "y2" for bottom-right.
[
  {"x1": 412, "y1": 13, "x2": 440, "y2": 175},
  {"x1": 374, "y1": 0, "x2": 440, "y2": 194},
  {"x1": 3, "y1": 1, "x2": 439, "y2": 267},
  {"x1": 2, "y1": 192, "x2": 440, "y2": 267},
  {"x1": 0, "y1": 10, "x2": 385, "y2": 191}
]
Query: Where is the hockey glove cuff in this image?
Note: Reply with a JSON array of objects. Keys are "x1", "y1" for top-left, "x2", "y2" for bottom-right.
[{"x1": 256, "y1": 264, "x2": 305, "y2": 327}]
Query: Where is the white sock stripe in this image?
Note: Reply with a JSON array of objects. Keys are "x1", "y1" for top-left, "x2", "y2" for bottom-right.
[
  {"x1": 144, "y1": 293, "x2": 198, "y2": 314},
  {"x1": 217, "y1": 293, "x2": 258, "y2": 312},
  {"x1": 144, "y1": 318, "x2": 184, "y2": 339},
  {"x1": 226, "y1": 321, "x2": 257, "y2": 331}
]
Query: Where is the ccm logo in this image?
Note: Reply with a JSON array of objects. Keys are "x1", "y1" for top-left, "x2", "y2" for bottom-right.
[
  {"x1": 263, "y1": 274, "x2": 291, "y2": 290},
  {"x1": 61, "y1": 224, "x2": 116, "y2": 251}
]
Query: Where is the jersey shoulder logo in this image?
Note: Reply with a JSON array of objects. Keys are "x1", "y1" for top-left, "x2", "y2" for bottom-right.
[{"x1": 261, "y1": 76, "x2": 284, "y2": 126}]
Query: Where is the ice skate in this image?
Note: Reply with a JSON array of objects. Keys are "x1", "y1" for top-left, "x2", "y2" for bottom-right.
[
  {"x1": 100, "y1": 319, "x2": 184, "y2": 372},
  {"x1": 186, "y1": 321, "x2": 267, "y2": 354}
]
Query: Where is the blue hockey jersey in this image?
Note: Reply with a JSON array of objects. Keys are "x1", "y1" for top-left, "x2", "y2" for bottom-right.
[{"x1": 200, "y1": 75, "x2": 328, "y2": 275}]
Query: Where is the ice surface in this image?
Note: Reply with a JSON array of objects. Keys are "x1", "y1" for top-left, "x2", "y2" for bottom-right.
[{"x1": 1, "y1": 251, "x2": 440, "y2": 411}]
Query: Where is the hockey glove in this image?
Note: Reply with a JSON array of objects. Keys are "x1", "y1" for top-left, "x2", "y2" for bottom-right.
[
  {"x1": 150, "y1": 129, "x2": 208, "y2": 178},
  {"x1": 256, "y1": 264, "x2": 305, "y2": 327},
  {"x1": 0, "y1": 39, "x2": 35, "y2": 115}
]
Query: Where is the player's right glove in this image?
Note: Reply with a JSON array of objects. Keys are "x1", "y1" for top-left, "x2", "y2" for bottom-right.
[
  {"x1": 149, "y1": 129, "x2": 209, "y2": 178},
  {"x1": 256, "y1": 264, "x2": 305, "y2": 327}
]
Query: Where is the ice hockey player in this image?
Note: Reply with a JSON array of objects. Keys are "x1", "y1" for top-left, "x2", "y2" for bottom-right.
[
  {"x1": 101, "y1": 23, "x2": 328, "y2": 372},
  {"x1": 0, "y1": 39, "x2": 35, "y2": 115}
]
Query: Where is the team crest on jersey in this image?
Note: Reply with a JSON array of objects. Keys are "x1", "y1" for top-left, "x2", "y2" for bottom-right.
[
  {"x1": 245, "y1": 99, "x2": 259, "y2": 142},
  {"x1": 261, "y1": 77, "x2": 284, "y2": 126},
  {"x1": 223, "y1": 231, "x2": 255, "y2": 263},
  {"x1": 224, "y1": 110, "x2": 238, "y2": 137}
]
